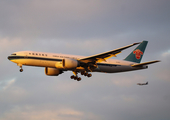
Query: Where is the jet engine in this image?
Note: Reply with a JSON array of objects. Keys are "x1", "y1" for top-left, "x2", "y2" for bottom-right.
[
  {"x1": 45, "y1": 67, "x2": 63, "y2": 76},
  {"x1": 55, "y1": 58, "x2": 79, "y2": 69}
]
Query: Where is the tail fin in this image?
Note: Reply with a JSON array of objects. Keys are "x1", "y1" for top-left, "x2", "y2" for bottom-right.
[{"x1": 124, "y1": 41, "x2": 148, "y2": 63}]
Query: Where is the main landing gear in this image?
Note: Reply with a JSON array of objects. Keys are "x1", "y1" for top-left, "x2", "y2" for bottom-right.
[
  {"x1": 70, "y1": 75, "x2": 81, "y2": 81},
  {"x1": 81, "y1": 71, "x2": 92, "y2": 77},
  {"x1": 70, "y1": 71, "x2": 92, "y2": 81}
]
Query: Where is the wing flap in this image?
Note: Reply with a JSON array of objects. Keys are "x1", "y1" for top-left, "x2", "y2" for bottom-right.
[{"x1": 131, "y1": 60, "x2": 160, "y2": 67}]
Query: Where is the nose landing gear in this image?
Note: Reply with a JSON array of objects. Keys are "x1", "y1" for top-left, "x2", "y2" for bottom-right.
[
  {"x1": 20, "y1": 68, "x2": 23, "y2": 72},
  {"x1": 17, "y1": 64, "x2": 23, "y2": 72}
]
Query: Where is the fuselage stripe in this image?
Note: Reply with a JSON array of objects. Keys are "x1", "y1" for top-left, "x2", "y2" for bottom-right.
[{"x1": 8, "y1": 56, "x2": 62, "y2": 62}]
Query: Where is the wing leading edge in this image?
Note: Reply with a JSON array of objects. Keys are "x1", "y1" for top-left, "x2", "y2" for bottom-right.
[{"x1": 79, "y1": 42, "x2": 140, "y2": 63}]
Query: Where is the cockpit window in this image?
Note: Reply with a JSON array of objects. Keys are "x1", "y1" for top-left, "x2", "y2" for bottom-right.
[{"x1": 11, "y1": 53, "x2": 16, "y2": 55}]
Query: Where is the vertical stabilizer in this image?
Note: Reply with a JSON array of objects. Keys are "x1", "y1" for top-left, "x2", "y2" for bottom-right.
[{"x1": 124, "y1": 41, "x2": 148, "y2": 63}]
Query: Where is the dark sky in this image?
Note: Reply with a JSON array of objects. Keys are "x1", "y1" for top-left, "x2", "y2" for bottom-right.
[{"x1": 0, "y1": 0, "x2": 170, "y2": 120}]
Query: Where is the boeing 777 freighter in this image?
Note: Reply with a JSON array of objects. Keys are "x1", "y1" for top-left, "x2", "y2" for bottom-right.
[{"x1": 8, "y1": 41, "x2": 160, "y2": 81}]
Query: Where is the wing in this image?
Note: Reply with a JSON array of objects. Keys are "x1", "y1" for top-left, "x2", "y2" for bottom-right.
[{"x1": 79, "y1": 42, "x2": 140, "y2": 63}]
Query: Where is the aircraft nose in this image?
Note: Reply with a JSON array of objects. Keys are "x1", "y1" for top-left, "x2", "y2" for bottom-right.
[{"x1": 7, "y1": 56, "x2": 11, "y2": 60}]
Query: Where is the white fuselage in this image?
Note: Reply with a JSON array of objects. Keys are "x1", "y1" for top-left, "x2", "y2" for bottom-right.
[{"x1": 8, "y1": 51, "x2": 147, "y2": 73}]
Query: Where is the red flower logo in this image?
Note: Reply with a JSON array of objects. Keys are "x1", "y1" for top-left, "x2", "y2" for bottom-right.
[{"x1": 133, "y1": 49, "x2": 143, "y2": 59}]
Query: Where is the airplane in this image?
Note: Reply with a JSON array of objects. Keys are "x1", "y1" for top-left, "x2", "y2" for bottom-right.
[
  {"x1": 8, "y1": 41, "x2": 160, "y2": 81},
  {"x1": 137, "y1": 82, "x2": 148, "y2": 85}
]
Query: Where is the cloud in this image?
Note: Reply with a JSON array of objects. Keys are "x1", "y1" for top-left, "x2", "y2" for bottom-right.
[
  {"x1": 0, "y1": 37, "x2": 22, "y2": 51},
  {"x1": 162, "y1": 50, "x2": 170, "y2": 57},
  {"x1": 0, "y1": 78, "x2": 16, "y2": 90},
  {"x1": 49, "y1": 80, "x2": 82, "y2": 94},
  {"x1": 1, "y1": 0, "x2": 170, "y2": 40},
  {"x1": 154, "y1": 50, "x2": 170, "y2": 81},
  {"x1": 120, "y1": 95, "x2": 135, "y2": 103},
  {"x1": 0, "y1": 105, "x2": 101, "y2": 120},
  {"x1": 111, "y1": 74, "x2": 146, "y2": 87},
  {"x1": 0, "y1": 78, "x2": 29, "y2": 105},
  {"x1": 0, "y1": 37, "x2": 34, "y2": 57},
  {"x1": 0, "y1": 0, "x2": 104, "y2": 39}
]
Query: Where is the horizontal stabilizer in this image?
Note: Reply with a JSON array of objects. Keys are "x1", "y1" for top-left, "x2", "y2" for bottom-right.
[{"x1": 131, "y1": 60, "x2": 160, "y2": 67}]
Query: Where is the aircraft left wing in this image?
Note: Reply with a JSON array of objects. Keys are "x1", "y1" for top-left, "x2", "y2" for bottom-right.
[{"x1": 79, "y1": 42, "x2": 140, "y2": 63}]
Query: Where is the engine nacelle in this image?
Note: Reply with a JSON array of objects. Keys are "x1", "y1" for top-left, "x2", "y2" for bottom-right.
[
  {"x1": 55, "y1": 58, "x2": 79, "y2": 69},
  {"x1": 45, "y1": 67, "x2": 63, "y2": 76}
]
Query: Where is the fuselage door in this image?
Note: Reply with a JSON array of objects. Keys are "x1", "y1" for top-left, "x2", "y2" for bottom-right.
[{"x1": 24, "y1": 52, "x2": 28, "y2": 58}]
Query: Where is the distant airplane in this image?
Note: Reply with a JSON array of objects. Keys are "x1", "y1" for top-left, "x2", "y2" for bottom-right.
[
  {"x1": 137, "y1": 82, "x2": 148, "y2": 85},
  {"x1": 8, "y1": 41, "x2": 160, "y2": 81}
]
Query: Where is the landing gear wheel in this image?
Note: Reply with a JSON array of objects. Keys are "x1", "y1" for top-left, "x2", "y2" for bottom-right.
[
  {"x1": 81, "y1": 71, "x2": 85, "y2": 75},
  {"x1": 20, "y1": 69, "x2": 23, "y2": 72},
  {"x1": 77, "y1": 77, "x2": 81, "y2": 81},
  {"x1": 74, "y1": 76, "x2": 78, "y2": 80},
  {"x1": 84, "y1": 73, "x2": 88, "y2": 76},
  {"x1": 87, "y1": 74, "x2": 92, "y2": 77},
  {"x1": 70, "y1": 75, "x2": 74, "y2": 79}
]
